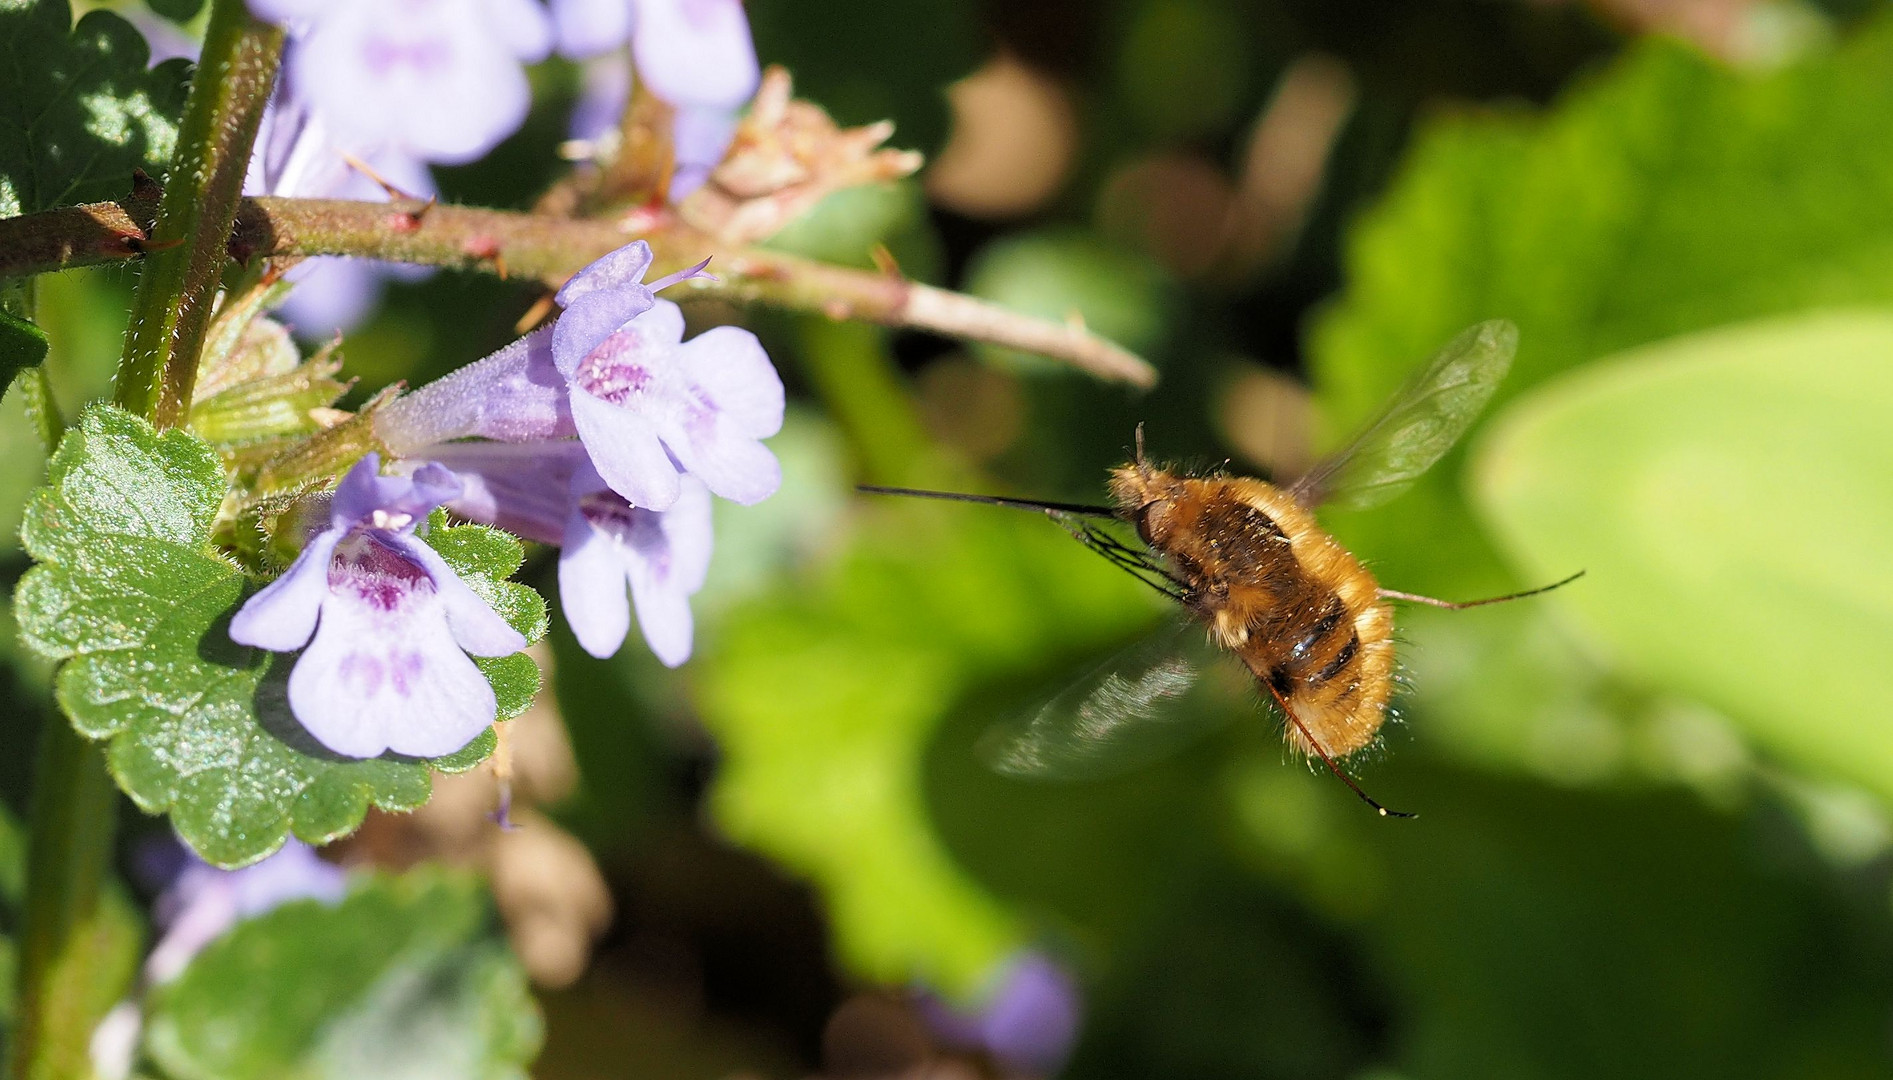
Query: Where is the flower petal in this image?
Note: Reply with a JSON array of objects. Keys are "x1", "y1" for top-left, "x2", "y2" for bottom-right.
[
  {"x1": 657, "y1": 474, "x2": 714, "y2": 595},
  {"x1": 422, "y1": 440, "x2": 588, "y2": 544},
  {"x1": 654, "y1": 410, "x2": 781, "y2": 505},
  {"x1": 552, "y1": 286, "x2": 660, "y2": 377},
  {"x1": 293, "y1": 0, "x2": 532, "y2": 164},
  {"x1": 228, "y1": 526, "x2": 343, "y2": 652},
  {"x1": 551, "y1": 0, "x2": 633, "y2": 58},
  {"x1": 629, "y1": 557, "x2": 694, "y2": 667},
  {"x1": 569, "y1": 386, "x2": 682, "y2": 509},
  {"x1": 569, "y1": 51, "x2": 633, "y2": 141},
  {"x1": 287, "y1": 537, "x2": 497, "y2": 757},
  {"x1": 558, "y1": 499, "x2": 633, "y2": 658},
  {"x1": 554, "y1": 240, "x2": 655, "y2": 308},
  {"x1": 377, "y1": 327, "x2": 571, "y2": 453},
  {"x1": 629, "y1": 0, "x2": 759, "y2": 110},
  {"x1": 676, "y1": 325, "x2": 784, "y2": 437},
  {"x1": 387, "y1": 534, "x2": 528, "y2": 658},
  {"x1": 480, "y1": 0, "x2": 554, "y2": 61},
  {"x1": 329, "y1": 452, "x2": 396, "y2": 526}
]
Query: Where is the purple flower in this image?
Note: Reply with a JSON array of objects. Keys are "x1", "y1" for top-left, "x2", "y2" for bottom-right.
[
  {"x1": 249, "y1": 0, "x2": 553, "y2": 165},
  {"x1": 559, "y1": 461, "x2": 712, "y2": 663},
  {"x1": 920, "y1": 952, "x2": 1084, "y2": 1076},
  {"x1": 553, "y1": 0, "x2": 759, "y2": 196},
  {"x1": 413, "y1": 442, "x2": 714, "y2": 664},
  {"x1": 143, "y1": 839, "x2": 348, "y2": 984},
  {"x1": 377, "y1": 241, "x2": 785, "y2": 513},
  {"x1": 229, "y1": 455, "x2": 527, "y2": 758},
  {"x1": 553, "y1": 245, "x2": 783, "y2": 510}
]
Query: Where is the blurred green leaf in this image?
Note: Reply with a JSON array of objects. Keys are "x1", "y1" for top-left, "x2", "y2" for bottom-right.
[
  {"x1": 964, "y1": 229, "x2": 1173, "y2": 375},
  {"x1": 0, "y1": 310, "x2": 49, "y2": 391},
  {"x1": 0, "y1": 0, "x2": 190, "y2": 215},
  {"x1": 1113, "y1": 0, "x2": 1254, "y2": 141},
  {"x1": 1310, "y1": 17, "x2": 1893, "y2": 596},
  {"x1": 12, "y1": 406, "x2": 540, "y2": 867},
  {"x1": 145, "y1": 0, "x2": 206, "y2": 24},
  {"x1": 696, "y1": 499, "x2": 1165, "y2": 994},
  {"x1": 1473, "y1": 311, "x2": 1893, "y2": 803},
  {"x1": 144, "y1": 870, "x2": 541, "y2": 1080}
]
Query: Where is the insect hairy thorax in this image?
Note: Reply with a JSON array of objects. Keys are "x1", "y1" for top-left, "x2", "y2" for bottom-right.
[{"x1": 1109, "y1": 462, "x2": 1395, "y2": 758}]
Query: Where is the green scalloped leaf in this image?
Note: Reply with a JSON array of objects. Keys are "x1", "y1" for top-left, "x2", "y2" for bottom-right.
[
  {"x1": 1472, "y1": 312, "x2": 1893, "y2": 801},
  {"x1": 0, "y1": 0, "x2": 191, "y2": 216},
  {"x1": 143, "y1": 870, "x2": 541, "y2": 1080},
  {"x1": 12, "y1": 405, "x2": 544, "y2": 867}
]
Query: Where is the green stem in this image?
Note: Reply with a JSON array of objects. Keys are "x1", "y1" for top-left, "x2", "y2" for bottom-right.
[
  {"x1": 10, "y1": 725, "x2": 121, "y2": 1080},
  {"x1": 115, "y1": 0, "x2": 283, "y2": 427}
]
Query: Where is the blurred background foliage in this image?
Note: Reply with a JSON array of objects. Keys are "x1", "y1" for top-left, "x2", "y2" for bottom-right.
[{"x1": 10, "y1": 0, "x2": 1893, "y2": 1077}]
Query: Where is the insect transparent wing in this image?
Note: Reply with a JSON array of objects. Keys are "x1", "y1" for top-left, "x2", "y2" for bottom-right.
[
  {"x1": 980, "y1": 616, "x2": 1243, "y2": 782},
  {"x1": 1287, "y1": 319, "x2": 1518, "y2": 511}
]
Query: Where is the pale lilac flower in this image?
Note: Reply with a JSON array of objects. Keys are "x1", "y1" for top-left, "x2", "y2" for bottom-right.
[
  {"x1": 919, "y1": 952, "x2": 1084, "y2": 1076},
  {"x1": 559, "y1": 461, "x2": 712, "y2": 663},
  {"x1": 552, "y1": 0, "x2": 759, "y2": 196},
  {"x1": 552, "y1": 246, "x2": 783, "y2": 510},
  {"x1": 143, "y1": 839, "x2": 348, "y2": 983},
  {"x1": 413, "y1": 443, "x2": 714, "y2": 664},
  {"x1": 229, "y1": 455, "x2": 527, "y2": 758},
  {"x1": 248, "y1": 0, "x2": 553, "y2": 165},
  {"x1": 377, "y1": 241, "x2": 785, "y2": 513}
]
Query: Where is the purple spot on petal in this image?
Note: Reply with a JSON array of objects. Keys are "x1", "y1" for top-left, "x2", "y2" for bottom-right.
[
  {"x1": 330, "y1": 533, "x2": 435, "y2": 612},
  {"x1": 338, "y1": 654, "x2": 385, "y2": 697},
  {"x1": 579, "y1": 490, "x2": 673, "y2": 581},
  {"x1": 575, "y1": 330, "x2": 658, "y2": 405},
  {"x1": 389, "y1": 650, "x2": 424, "y2": 695},
  {"x1": 362, "y1": 36, "x2": 454, "y2": 77}
]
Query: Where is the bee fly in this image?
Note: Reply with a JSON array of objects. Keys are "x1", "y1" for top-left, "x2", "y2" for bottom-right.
[{"x1": 862, "y1": 321, "x2": 1581, "y2": 817}]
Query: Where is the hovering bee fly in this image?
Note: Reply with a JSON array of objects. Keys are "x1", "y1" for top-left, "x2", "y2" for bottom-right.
[{"x1": 863, "y1": 320, "x2": 1581, "y2": 817}]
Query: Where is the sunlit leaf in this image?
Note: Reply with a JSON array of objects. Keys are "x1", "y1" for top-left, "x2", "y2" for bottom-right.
[
  {"x1": 1473, "y1": 311, "x2": 1893, "y2": 801},
  {"x1": 12, "y1": 406, "x2": 543, "y2": 867},
  {"x1": 0, "y1": 0, "x2": 190, "y2": 216}
]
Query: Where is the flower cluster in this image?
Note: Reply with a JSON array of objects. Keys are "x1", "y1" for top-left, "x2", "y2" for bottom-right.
[
  {"x1": 378, "y1": 239, "x2": 782, "y2": 661},
  {"x1": 239, "y1": 242, "x2": 782, "y2": 758}
]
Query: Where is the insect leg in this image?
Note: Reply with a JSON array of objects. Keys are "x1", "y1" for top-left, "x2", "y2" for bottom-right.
[
  {"x1": 1260, "y1": 679, "x2": 1414, "y2": 819},
  {"x1": 1051, "y1": 514, "x2": 1191, "y2": 602},
  {"x1": 1378, "y1": 570, "x2": 1585, "y2": 610}
]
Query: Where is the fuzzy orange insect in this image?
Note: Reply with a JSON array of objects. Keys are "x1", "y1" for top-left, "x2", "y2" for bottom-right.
[{"x1": 863, "y1": 321, "x2": 1580, "y2": 815}]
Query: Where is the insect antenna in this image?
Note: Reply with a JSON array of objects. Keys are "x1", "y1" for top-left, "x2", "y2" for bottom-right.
[
  {"x1": 1260, "y1": 679, "x2": 1414, "y2": 819},
  {"x1": 857, "y1": 485, "x2": 1121, "y2": 518},
  {"x1": 1377, "y1": 569, "x2": 1586, "y2": 610}
]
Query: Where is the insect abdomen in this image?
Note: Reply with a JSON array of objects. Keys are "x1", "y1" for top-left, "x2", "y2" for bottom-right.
[{"x1": 1225, "y1": 482, "x2": 1395, "y2": 759}]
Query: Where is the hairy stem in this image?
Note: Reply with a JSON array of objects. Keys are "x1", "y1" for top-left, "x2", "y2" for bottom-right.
[
  {"x1": 3, "y1": 197, "x2": 1157, "y2": 388},
  {"x1": 115, "y1": 0, "x2": 283, "y2": 427}
]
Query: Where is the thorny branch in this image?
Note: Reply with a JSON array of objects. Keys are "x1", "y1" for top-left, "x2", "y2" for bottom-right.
[{"x1": 0, "y1": 194, "x2": 1158, "y2": 389}]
